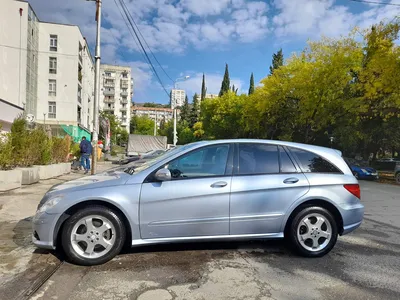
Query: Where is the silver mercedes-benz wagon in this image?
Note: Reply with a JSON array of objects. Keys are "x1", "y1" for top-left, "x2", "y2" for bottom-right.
[{"x1": 32, "y1": 139, "x2": 364, "y2": 265}]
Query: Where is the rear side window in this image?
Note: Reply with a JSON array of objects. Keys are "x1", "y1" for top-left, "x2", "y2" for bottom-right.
[
  {"x1": 279, "y1": 146, "x2": 297, "y2": 173},
  {"x1": 238, "y1": 144, "x2": 279, "y2": 175},
  {"x1": 289, "y1": 148, "x2": 341, "y2": 173}
]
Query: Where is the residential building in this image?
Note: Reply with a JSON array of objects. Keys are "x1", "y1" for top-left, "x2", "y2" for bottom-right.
[
  {"x1": 0, "y1": 0, "x2": 94, "y2": 140},
  {"x1": 0, "y1": 0, "x2": 39, "y2": 131},
  {"x1": 170, "y1": 89, "x2": 185, "y2": 109},
  {"x1": 131, "y1": 106, "x2": 175, "y2": 125},
  {"x1": 99, "y1": 65, "x2": 133, "y2": 133},
  {"x1": 195, "y1": 93, "x2": 219, "y2": 102},
  {"x1": 36, "y1": 22, "x2": 94, "y2": 138}
]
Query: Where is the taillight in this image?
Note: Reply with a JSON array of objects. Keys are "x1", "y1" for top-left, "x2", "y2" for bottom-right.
[{"x1": 344, "y1": 184, "x2": 361, "y2": 199}]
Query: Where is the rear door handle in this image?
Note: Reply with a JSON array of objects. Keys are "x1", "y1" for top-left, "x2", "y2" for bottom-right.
[
  {"x1": 211, "y1": 181, "x2": 228, "y2": 188},
  {"x1": 283, "y1": 177, "x2": 299, "y2": 184}
]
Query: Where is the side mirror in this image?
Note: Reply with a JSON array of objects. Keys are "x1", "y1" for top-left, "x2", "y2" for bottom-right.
[{"x1": 155, "y1": 168, "x2": 171, "y2": 181}]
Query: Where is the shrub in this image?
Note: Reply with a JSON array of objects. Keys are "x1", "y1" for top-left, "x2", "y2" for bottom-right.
[
  {"x1": 52, "y1": 136, "x2": 70, "y2": 163},
  {"x1": 0, "y1": 132, "x2": 13, "y2": 170}
]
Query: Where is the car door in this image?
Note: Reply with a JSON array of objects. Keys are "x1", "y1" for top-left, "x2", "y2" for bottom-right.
[
  {"x1": 230, "y1": 143, "x2": 310, "y2": 235},
  {"x1": 139, "y1": 143, "x2": 233, "y2": 239}
]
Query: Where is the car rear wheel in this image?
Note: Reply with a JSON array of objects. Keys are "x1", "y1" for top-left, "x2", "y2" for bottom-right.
[
  {"x1": 288, "y1": 206, "x2": 338, "y2": 257},
  {"x1": 61, "y1": 205, "x2": 126, "y2": 266}
]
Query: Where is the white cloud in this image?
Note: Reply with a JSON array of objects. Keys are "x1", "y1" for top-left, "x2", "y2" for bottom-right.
[{"x1": 179, "y1": 0, "x2": 231, "y2": 17}]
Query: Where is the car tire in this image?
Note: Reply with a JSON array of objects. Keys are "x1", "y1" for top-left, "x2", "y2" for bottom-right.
[
  {"x1": 396, "y1": 173, "x2": 400, "y2": 185},
  {"x1": 288, "y1": 206, "x2": 338, "y2": 257},
  {"x1": 61, "y1": 205, "x2": 126, "y2": 266}
]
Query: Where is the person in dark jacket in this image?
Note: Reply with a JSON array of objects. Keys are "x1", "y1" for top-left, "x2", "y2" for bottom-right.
[{"x1": 79, "y1": 136, "x2": 93, "y2": 174}]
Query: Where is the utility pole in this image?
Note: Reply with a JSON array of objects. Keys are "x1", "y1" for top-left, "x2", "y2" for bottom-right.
[
  {"x1": 172, "y1": 76, "x2": 189, "y2": 146},
  {"x1": 173, "y1": 108, "x2": 177, "y2": 146},
  {"x1": 88, "y1": 0, "x2": 101, "y2": 175}
]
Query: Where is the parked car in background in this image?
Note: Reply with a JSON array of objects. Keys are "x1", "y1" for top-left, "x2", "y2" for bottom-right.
[
  {"x1": 395, "y1": 163, "x2": 400, "y2": 184},
  {"x1": 32, "y1": 140, "x2": 364, "y2": 266},
  {"x1": 345, "y1": 158, "x2": 379, "y2": 180}
]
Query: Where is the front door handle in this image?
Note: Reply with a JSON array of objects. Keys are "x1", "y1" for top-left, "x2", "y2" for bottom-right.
[
  {"x1": 211, "y1": 181, "x2": 228, "y2": 188},
  {"x1": 283, "y1": 177, "x2": 299, "y2": 184}
]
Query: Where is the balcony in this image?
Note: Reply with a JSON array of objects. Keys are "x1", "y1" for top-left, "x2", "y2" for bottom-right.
[
  {"x1": 104, "y1": 89, "x2": 115, "y2": 96},
  {"x1": 104, "y1": 106, "x2": 115, "y2": 112},
  {"x1": 121, "y1": 118, "x2": 127, "y2": 124},
  {"x1": 104, "y1": 81, "x2": 115, "y2": 88},
  {"x1": 120, "y1": 107, "x2": 127, "y2": 112},
  {"x1": 120, "y1": 99, "x2": 128, "y2": 104},
  {"x1": 121, "y1": 83, "x2": 129, "y2": 89},
  {"x1": 78, "y1": 95, "x2": 82, "y2": 104},
  {"x1": 79, "y1": 53, "x2": 82, "y2": 65},
  {"x1": 120, "y1": 91, "x2": 128, "y2": 97},
  {"x1": 104, "y1": 97, "x2": 115, "y2": 103}
]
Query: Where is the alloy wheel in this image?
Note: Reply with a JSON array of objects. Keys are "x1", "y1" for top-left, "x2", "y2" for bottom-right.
[
  {"x1": 70, "y1": 215, "x2": 116, "y2": 259},
  {"x1": 297, "y1": 213, "x2": 332, "y2": 252}
]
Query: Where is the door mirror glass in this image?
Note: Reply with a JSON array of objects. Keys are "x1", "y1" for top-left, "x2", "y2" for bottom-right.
[{"x1": 155, "y1": 168, "x2": 172, "y2": 181}]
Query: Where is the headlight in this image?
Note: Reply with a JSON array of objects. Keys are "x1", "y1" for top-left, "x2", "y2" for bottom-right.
[{"x1": 37, "y1": 196, "x2": 63, "y2": 213}]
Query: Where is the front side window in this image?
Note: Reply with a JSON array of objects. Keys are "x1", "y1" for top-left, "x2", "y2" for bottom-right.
[
  {"x1": 167, "y1": 144, "x2": 230, "y2": 179},
  {"x1": 48, "y1": 79, "x2": 56, "y2": 96},
  {"x1": 50, "y1": 35, "x2": 57, "y2": 51},
  {"x1": 49, "y1": 57, "x2": 57, "y2": 74},
  {"x1": 238, "y1": 144, "x2": 279, "y2": 175},
  {"x1": 48, "y1": 101, "x2": 56, "y2": 118},
  {"x1": 289, "y1": 148, "x2": 341, "y2": 173}
]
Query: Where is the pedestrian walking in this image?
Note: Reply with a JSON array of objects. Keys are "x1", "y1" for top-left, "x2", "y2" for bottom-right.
[{"x1": 79, "y1": 136, "x2": 92, "y2": 174}]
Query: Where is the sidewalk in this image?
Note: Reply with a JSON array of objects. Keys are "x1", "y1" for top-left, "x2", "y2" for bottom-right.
[{"x1": 0, "y1": 161, "x2": 113, "y2": 298}]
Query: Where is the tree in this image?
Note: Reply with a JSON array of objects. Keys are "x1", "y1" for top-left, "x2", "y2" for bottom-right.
[
  {"x1": 219, "y1": 64, "x2": 230, "y2": 97},
  {"x1": 248, "y1": 73, "x2": 255, "y2": 95},
  {"x1": 190, "y1": 93, "x2": 200, "y2": 126},
  {"x1": 201, "y1": 73, "x2": 207, "y2": 102},
  {"x1": 180, "y1": 95, "x2": 190, "y2": 123},
  {"x1": 130, "y1": 115, "x2": 155, "y2": 136},
  {"x1": 269, "y1": 48, "x2": 284, "y2": 74}
]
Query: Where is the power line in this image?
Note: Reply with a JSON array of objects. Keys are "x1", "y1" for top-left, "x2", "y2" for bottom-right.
[
  {"x1": 349, "y1": 0, "x2": 400, "y2": 6},
  {"x1": 118, "y1": 0, "x2": 170, "y2": 98},
  {"x1": 119, "y1": 3, "x2": 175, "y2": 83},
  {"x1": 0, "y1": 43, "x2": 91, "y2": 58}
]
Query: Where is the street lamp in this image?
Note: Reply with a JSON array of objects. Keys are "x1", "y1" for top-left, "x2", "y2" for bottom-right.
[
  {"x1": 172, "y1": 75, "x2": 190, "y2": 146},
  {"x1": 86, "y1": 0, "x2": 102, "y2": 175}
]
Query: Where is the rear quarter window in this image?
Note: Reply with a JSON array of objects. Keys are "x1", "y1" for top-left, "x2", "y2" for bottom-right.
[{"x1": 289, "y1": 147, "x2": 342, "y2": 174}]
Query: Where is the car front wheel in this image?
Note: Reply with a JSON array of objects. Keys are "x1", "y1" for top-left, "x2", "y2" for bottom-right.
[
  {"x1": 61, "y1": 205, "x2": 126, "y2": 266},
  {"x1": 288, "y1": 206, "x2": 338, "y2": 257}
]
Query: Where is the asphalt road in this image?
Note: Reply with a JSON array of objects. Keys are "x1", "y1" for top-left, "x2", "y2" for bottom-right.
[{"x1": 2, "y1": 180, "x2": 400, "y2": 300}]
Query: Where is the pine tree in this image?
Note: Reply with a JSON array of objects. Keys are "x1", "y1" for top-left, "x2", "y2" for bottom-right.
[
  {"x1": 232, "y1": 84, "x2": 235, "y2": 92},
  {"x1": 190, "y1": 93, "x2": 200, "y2": 126},
  {"x1": 269, "y1": 49, "x2": 284, "y2": 75},
  {"x1": 219, "y1": 64, "x2": 230, "y2": 97},
  {"x1": 180, "y1": 95, "x2": 190, "y2": 122},
  {"x1": 201, "y1": 73, "x2": 207, "y2": 102},
  {"x1": 248, "y1": 73, "x2": 255, "y2": 95}
]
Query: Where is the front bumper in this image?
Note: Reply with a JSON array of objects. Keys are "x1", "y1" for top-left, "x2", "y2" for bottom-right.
[{"x1": 32, "y1": 211, "x2": 61, "y2": 250}]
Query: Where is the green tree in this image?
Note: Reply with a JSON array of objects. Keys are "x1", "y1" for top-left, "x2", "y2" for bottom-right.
[
  {"x1": 248, "y1": 73, "x2": 255, "y2": 95},
  {"x1": 190, "y1": 93, "x2": 200, "y2": 126},
  {"x1": 130, "y1": 115, "x2": 155, "y2": 136},
  {"x1": 201, "y1": 73, "x2": 207, "y2": 102},
  {"x1": 269, "y1": 48, "x2": 284, "y2": 74},
  {"x1": 180, "y1": 95, "x2": 190, "y2": 122},
  {"x1": 219, "y1": 64, "x2": 230, "y2": 97}
]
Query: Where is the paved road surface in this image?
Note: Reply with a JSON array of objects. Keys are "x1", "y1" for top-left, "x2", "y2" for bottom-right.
[{"x1": 1, "y1": 179, "x2": 399, "y2": 300}]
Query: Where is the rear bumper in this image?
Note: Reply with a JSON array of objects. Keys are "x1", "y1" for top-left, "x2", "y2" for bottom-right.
[{"x1": 339, "y1": 203, "x2": 364, "y2": 235}]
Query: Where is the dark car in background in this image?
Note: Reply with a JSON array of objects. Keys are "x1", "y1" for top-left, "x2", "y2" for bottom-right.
[
  {"x1": 395, "y1": 163, "x2": 400, "y2": 184},
  {"x1": 345, "y1": 158, "x2": 379, "y2": 180}
]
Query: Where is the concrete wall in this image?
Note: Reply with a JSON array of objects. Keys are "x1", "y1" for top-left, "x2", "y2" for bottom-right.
[
  {"x1": 0, "y1": 0, "x2": 29, "y2": 109},
  {"x1": 0, "y1": 170, "x2": 22, "y2": 192}
]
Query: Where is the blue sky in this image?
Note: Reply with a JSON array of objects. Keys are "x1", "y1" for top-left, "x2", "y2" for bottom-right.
[{"x1": 29, "y1": 0, "x2": 400, "y2": 104}]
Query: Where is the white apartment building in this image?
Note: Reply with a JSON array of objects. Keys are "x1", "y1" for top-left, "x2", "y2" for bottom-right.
[
  {"x1": 36, "y1": 22, "x2": 94, "y2": 138},
  {"x1": 195, "y1": 93, "x2": 219, "y2": 102},
  {"x1": 0, "y1": 0, "x2": 94, "y2": 140},
  {"x1": 0, "y1": 0, "x2": 38, "y2": 131},
  {"x1": 99, "y1": 64, "x2": 133, "y2": 133},
  {"x1": 170, "y1": 89, "x2": 185, "y2": 109},
  {"x1": 131, "y1": 106, "x2": 174, "y2": 126}
]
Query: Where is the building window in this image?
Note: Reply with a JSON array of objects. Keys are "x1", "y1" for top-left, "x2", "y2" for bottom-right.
[
  {"x1": 122, "y1": 72, "x2": 128, "y2": 78},
  {"x1": 48, "y1": 101, "x2": 56, "y2": 118},
  {"x1": 48, "y1": 79, "x2": 56, "y2": 96},
  {"x1": 50, "y1": 35, "x2": 58, "y2": 51},
  {"x1": 49, "y1": 57, "x2": 57, "y2": 74},
  {"x1": 105, "y1": 72, "x2": 111, "y2": 77}
]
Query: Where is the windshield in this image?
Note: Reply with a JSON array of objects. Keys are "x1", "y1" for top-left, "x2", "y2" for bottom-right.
[{"x1": 123, "y1": 143, "x2": 200, "y2": 175}]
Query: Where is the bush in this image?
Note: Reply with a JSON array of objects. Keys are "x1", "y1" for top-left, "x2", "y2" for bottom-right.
[
  {"x1": 52, "y1": 136, "x2": 70, "y2": 163},
  {"x1": 70, "y1": 142, "x2": 81, "y2": 159},
  {"x1": 0, "y1": 132, "x2": 13, "y2": 170}
]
